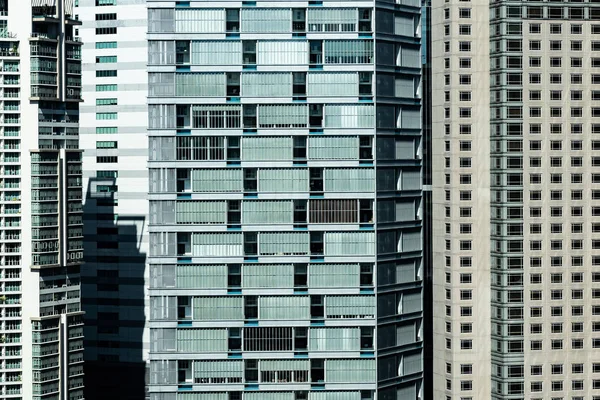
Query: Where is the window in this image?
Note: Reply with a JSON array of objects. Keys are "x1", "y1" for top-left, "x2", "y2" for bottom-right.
[
  {"x1": 97, "y1": 156, "x2": 118, "y2": 163},
  {"x1": 96, "y1": 70, "x2": 117, "y2": 77},
  {"x1": 96, "y1": 141, "x2": 117, "y2": 149},
  {"x1": 96, "y1": 127, "x2": 117, "y2": 134},
  {"x1": 96, "y1": 84, "x2": 117, "y2": 92},
  {"x1": 96, "y1": 112, "x2": 117, "y2": 120},
  {"x1": 96, "y1": 27, "x2": 117, "y2": 35},
  {"x1": 96, "y1": 98, "x2": 117, "y2": 106},
  {"x1": 96, "y1": 0, "x2": 116, "y2": 4},
  {"x1": 459, "y1": 8, "x2": 471, "y2": 18},
  {"x1": 96, "y1": 56, "x2": 117, "y2": 63},
  {"x1": 96, "y1": 41, "x2": 117, "y2": 49},
  {"x1": 96, "y1": 13, "x2": 117, "y2": 20}
]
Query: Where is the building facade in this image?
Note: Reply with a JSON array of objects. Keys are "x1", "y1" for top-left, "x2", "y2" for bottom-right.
[
  {"x1": 433, "y1": 0, "x2": 600, "y2": 399},
  {"x1": 146, "y1": 1, "x2": 424, "y2": 399},
  {"x1": 76, "y1": 0, "x2": 149, "y2": 398},
  {"x1": 0, "y1": 0, "x2": 85, "y2": 399}
]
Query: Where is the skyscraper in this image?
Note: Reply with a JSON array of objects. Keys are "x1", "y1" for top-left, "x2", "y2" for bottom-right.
[
  {"x1": 0, "y1": 0, "x2": 85, "y2": 399},
  {"x1": 77, "y1": 0, "x2": 149, "y2": 398},
  {"x1": 146, "y1": 1, "x2": 424, "y2": 399},
  {"x1": 433, "y1": 1, "x2": 600, "y2": 399}
]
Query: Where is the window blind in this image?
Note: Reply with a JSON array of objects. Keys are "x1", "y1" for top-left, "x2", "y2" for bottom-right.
[
  {"x1": 310, "y1": 393, "x2": 361, "y2": 400},
  {"x1": 402, "y1": 292, "x2": 422, "y2": 314},
  {"x1": 396, "y1": 138, "x2": 416, "y2": 159},
  {"x1": 149, "y1": 360, "x2": 177, "y2": 385},
  {"x1": 150, "y1": 264, "x2": 176, "y2": 288},
  {"x1": 260, "y1": 232, "x2": 310, "y2": 255},
  {"x1": 397, "y1": 322, "x2": 417, "y2": 347},
  {"x1": 149, "y1": 168, "x2": 176, "y2": 193},
  {"x1": 242, "y1": 136, "x2": 293, "y2": 161},
  {"x1": 397, "y1": 261, "x2": 417, "y2": 283},
  {"x1": 175, "y1": 9, "x2": 225, "y2": 33},
  {"x1": 308, "y1": 136, "x2": 358, "y2": 160},
  {"x1": 193, "y1": 296, "x2": 243, "y2": 320},
  {"x1": 242, "y1": 264, "x2": 294, "y2": 288},
  {"x1": 149, "y1": 73, "x2": 175, "y2": 97},
  {"x1": 325, "y1": 359, "x2": 376, "y2": 383},
  {"x1": 244, "y1": 393, "x2": 294, "y2": 400},
  {"x1": 241, "y1": 9, "x2": 291, "y2": 33},
  {"x1": 401, "y1": 170, "x2": 421, "y2": 190},
  {"x1": 149, "y1": 232, "x2": 176, "y2": 257},
  {"x1": 191, "y1": 41, "x2": 241, "y2": 65},
  {"x1": 396, "y1": 200, "x2": 416, "y2": 222},
  {"x1": 150, "y1": 296, "x2": 176, "y2": 321},
  {"x1": 242, "y1": 200, "x2": 293, "y2": 224},
  {"x1": 324, "y1": 104, "x2": 374, "y2": 128},
  {"x1": 309, "y1": 327, "x2": 360, "y2": 351},
  {"x1": 178, "y1": 393, "x2": 227, "y2": 400},
  {"x1": 177, "y1": 264, "x2": 227, "y2": 289},
  {"x1": 191, "y1": 232, "x2": 243, "y2": 257},
  {"x1": 242, "y1": 73, "x2": 292, "y2": 97},
  {"x1": 193, "y1": 360, "x2": 244, "y2": 379},
  {"x1": 148, "y1": 41, "x2": 175, "y2": 65},
  {"x1": 176, "y1": 73, "x2": 225, "y2": 97},
  {"x1": 402, "y1": 230, "x2": 422, "y2": 252},
  {"x1": 150, "y1": 328, "x2": 176, "y2": 352},
  {"x1": 176, "y1": 201, "x2": 227, "y2": 224},
  {"x1": 324, "y1": 40, "x2": 373, "y2": 64},
  {"x1": 258, "y1": 105, "x2": 308, "y2": 128},
  {"x1": 403, "y1": 352, "x2": 422, "y2": 375},
  {"x1": 177, "y1": 329, "x2": 228, "y2": 353},
  {"x1": 309, "y1": 263, "x2": 360, "y2": 288},
  {"x1": 395, "y1": 77, "x2": 416, "y2": 99},
  {"x1": 307, "y1": 72, "x2": 358, "y2": 97},
  {"x1": 148, "y1": 104, "x2": 176, "y2": 129},
  {"x1": 399, "y1": 46, "x2": 420, "y2": 68},
  {"x1": 257, "y1": 41, "x2": 308, "y2": 65},
  {"x1": 258, "y1": 168, "x2": 309, "y2": 192},
  {"x1": 150, "y1": 200, "x2": 176, "y2": 225},
  {"x1": 148, "y1": 8, "x2": 174, "y2": 33},
  {"x1": 307, "y1": 8, "x2": 357, "y2": 32},
  {"x1": 324, "y1": 168, "x2": 375, "y2": 192},
  {"x1": 149, "y1": 137, "x2": 175, "y2": 161},
  {"x1": 259, "y1": 296, "x2": 310, "y2": 320},
  {"x1": 395, "y1": 15, "x2": 415, "y2": 37},
  {"x1": 191, "y1": 169, "x2": 242, "y2": 192},
  {"x1": 325, "y1": 295, "x2": 375, "y2": 319}
]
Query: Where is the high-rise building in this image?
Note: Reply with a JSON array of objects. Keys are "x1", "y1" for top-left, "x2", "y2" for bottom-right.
[
  {"x1": 77, "y1": 0, "x2": 149, "y2": 398},
  {"x1": 146, "y1": 1, "x2": 425, "y2": 399},
  {"x1": 0, "y1": 0, "x2": 85, "y2": 399},
  {"x1": 433, "y1": 1, "x2": 600, "y2": 399}
]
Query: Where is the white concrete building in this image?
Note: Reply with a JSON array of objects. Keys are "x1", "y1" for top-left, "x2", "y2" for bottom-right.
[{"x1": 77, "y1": 0, "x2": 149, "y2": 398}]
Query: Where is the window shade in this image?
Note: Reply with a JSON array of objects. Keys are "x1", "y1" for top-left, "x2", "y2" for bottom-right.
[
  {"x1": 176, "y1": 201, "x2": 227, "y2": 224},
  {"x1": 307, "y1": 72, "x2": 358, "y2": 97},
  {"x1": 193, "y1": 360, "x2": 243, "y2": 379},
  {"x1": 242, "y1": 9, "x2": 291, "y2": 33},
  {"x1": 191, "y1": 41, "x2": 241, "y2": 65},
  {"x1": 308, "y1": 136, "x2": 358, "y2": 160},
  {"x1": 191, "y1": 232, "x2": 243, "y2": 257},
  {"x1": 309, "y1": 263, "x2": 360, "y2": 288},
  {"x1": 260, "y1": 232, "x2": 310, "y2": 255},
  {"x1": 325, "y1": 359, "x2": 376, "y2": 383},
  {"x1": 191, "y1": 169, "x2": 242, "y2": 192},
  {"x1": 242, "y1": 137, "x2": 293, "y2": 161},
  {"x1": 176, "y1": 73, "x2": 225, "y2": 97},
  {"x1": 324, "y1": 104, "x2": 374, "y2": 128},
  {"x1": 242, "y1": 200, "x2": 293, "y2": 224},
  {"x1": 310, "y1": 393, "x2": 362, "y2": 400},
  {"x1": 193, "y1": 296, "x2": 243, "y2": 320},
  {"x1": 257, "y1": 41, "x2": 308, "y2": 65},
  {"x1": 309, "y1": 327, "x2": 360, "y2": 351},
  {"x1": 177, "y1": 329, "x2": 228, "y2": 352},
  {"x1": 243, "y1": 264, "x2": 294, "y2": 288},
  {"x1": 323, "y1": 168, "x2": 375, "y2": 192},
  {"x1": 242, "y1": 73, "x2": 292, "y2": 97},
  {"x1": 258, "y1": 105, "x2": 308, "y2": 128},
  {"x1": 177, "y1": 264, "x2": 227, "y2": 289},
  {"x1": 259, "y1": 168, "x2": 309, "y2": 192},
  {"x1": 259, "y1": 296, "x2": 310, "y2": 320},
  {"x1": 325, "y1": 295, "x2": 375, "y2": 318},
  {"x1": 175, "y1": 9, "x2": 225, "y2": 33}
]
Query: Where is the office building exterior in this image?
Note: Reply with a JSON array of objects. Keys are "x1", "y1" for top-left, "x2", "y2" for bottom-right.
[
  {"x1": 0, "y1": 0, "x2": 85, "y2": 399},
  {"x1": 146, "y1": 1, "x2": 424, "y2": 399},
  {"x1": 77, "y1": 0, "x2": 149, "y2": 398},
  {"x1": 433, "y1": 0, "x2": 600, "y2": 399}
]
